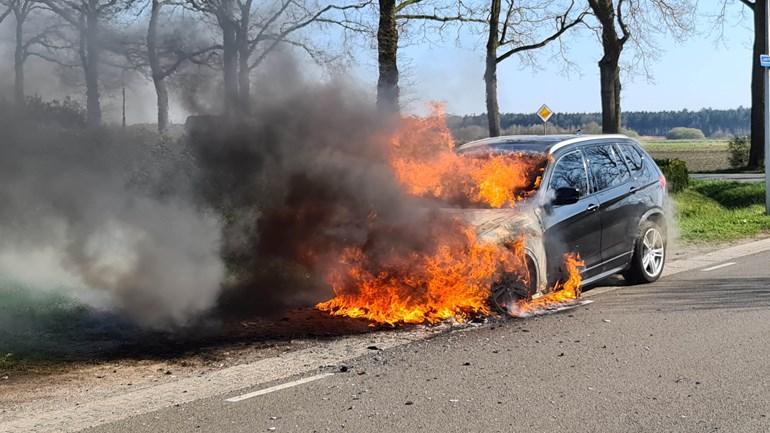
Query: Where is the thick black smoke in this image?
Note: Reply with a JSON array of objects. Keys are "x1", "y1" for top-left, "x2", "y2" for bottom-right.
[{"x1": 188, "y1": 76, "x2": 446, "y2": 318}]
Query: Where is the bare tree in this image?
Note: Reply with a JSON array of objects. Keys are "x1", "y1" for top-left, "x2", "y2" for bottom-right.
[
  {"x1": 41, "y1": 0, "x2": 136, "y2": 127},
  {"x1": 587, "y1": 0, "x2": 693, "y2": 133},
  {"x1": 0, "y1": 0, "x2": 67, "y2": 107},
  {"x1": 484, "y1": 0, "x2": 586, "y2": 137},
  {"x1": 236, "y1": 0, "x2": 367, "y2": 114},
  {"x1": 186, "y1": 0, "x2": 364, "y2": 118},
  {"x1": 376, "y1": 0, "x2": 481, "y2": 115},
  {"x1": 145, "y1": 0, "x2": 217, "y2": 131},
  {"x1": 716, "y1": 0, "x2": 765, "y2": 167}
]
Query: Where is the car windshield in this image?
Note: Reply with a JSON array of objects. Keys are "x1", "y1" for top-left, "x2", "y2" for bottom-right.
[{"x1": 452, "y1": 143, "x2": 549, "y2": 208}]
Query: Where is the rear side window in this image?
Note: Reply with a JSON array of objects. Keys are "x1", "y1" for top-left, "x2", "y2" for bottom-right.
[
  {"x1": 549, "y1": 150, "x2": 588, "y2": 197},
  {"x1": 617, "y1": 143, "x2": 652, "y2": 179},
  {"x1": 584, "y1": 144, "x2": 630, "y2": 192}
]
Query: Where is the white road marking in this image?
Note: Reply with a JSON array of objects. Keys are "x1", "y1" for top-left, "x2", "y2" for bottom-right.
[
  {"x1": 701, "y1": 262, "x2": 737, "y2": 272},
  {"x1": 225, "y1": 373, "x2": 334, "y2": 403}
]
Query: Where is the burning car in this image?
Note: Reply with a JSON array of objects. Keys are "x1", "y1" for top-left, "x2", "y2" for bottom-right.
[
  {"x1": 454, "y1": 134, "x2": 669, "y2": 312},
  {"x1": 316, "y1": 109, "x2": 667, "y2": 324}
]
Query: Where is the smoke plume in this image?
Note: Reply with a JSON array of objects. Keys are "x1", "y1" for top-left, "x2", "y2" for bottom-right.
[
  {"x1": 0, "y1": 108, "x2": 224, "y2": 328},
  {"x1": 0, "y1": 60, "x2": 475, "y2": 328}
]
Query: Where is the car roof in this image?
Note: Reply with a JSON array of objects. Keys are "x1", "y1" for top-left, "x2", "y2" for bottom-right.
[{"x1": 456, "y1": 134, "x2": 630, "y2": 155}]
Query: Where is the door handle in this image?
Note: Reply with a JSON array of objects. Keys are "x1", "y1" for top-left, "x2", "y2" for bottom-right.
[
  {"x1": 586, "y1": 203, "x2": 599, "y2": 212},
  {"x1": 630, "y1": 186, "x2": 638, "y2": 194}
]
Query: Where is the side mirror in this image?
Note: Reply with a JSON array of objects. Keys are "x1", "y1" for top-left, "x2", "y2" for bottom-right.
[{"x1": 553, "y1": 187, "x2": 580, "y2": 205}]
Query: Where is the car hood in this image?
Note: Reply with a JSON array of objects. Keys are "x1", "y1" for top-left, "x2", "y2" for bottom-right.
[{"x1": 441, "y1": 207, "x2": 542, "y2": 244}]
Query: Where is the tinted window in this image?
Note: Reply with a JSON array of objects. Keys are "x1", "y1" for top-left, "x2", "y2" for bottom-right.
[
  {"x1": 584, "y1": 144, "x2": 630, "y2": 192},
  {"x1": 617, "y1": 143, "x2": 651, "y2": 179},
  {"x1": 549, "y1": 150, "x2": 588, "y2": 197}
]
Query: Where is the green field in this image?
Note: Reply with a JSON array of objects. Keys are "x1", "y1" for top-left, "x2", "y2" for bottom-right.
[
  {"x1": 673, "y1": 180, "x2": 770, "y2": 244},
  {"x1": 639, "y1": 138, "x2": 729, "y2": 152},
  {"x1": 639, "y1": 138, "x2": 730, "y2": 172}
]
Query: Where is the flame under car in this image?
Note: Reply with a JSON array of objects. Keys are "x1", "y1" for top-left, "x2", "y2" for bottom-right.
[{"x1": 454, "y1": 134, "x2": 670, "y2": 312}]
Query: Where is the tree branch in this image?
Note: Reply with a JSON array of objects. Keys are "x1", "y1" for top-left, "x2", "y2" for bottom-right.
[
  {"x1": 395, "y1": 13, "x2": 485, "y2": 23},
  {"x1": 26, "y1": 51, "x2": 80, "y2": 67},
  {"x1": 395, "y1": 0, "x2": 423, "y2": 13},
  {"x1": 159, "y1": 44, "x2": 221, "y2": 78},
  {"x1": 617, "y1": 0, "x2": 630, "y2": 46},
  {"x1": 0, "y1": 6, "x2": 11, "y2": 23},
  {"x1": 496, "y1": 4, "x2": 587, "y2": 64}
]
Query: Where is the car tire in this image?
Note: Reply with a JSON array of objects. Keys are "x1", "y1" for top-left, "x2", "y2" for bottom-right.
[
  {"x1": 491, "y1": 254, "x2": 538, "y2": 313},
  {"x1": 623, "y1": 220, "x2": 666, "y2": 284}
]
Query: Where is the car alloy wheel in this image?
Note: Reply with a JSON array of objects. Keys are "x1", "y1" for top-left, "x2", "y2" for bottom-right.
[{"x1": 641, "y1": 227, "x2": 665, "y2": 278}]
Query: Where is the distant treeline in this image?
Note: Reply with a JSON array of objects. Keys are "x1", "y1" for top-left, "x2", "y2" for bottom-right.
[{"x1": 447, "y1": 107, "x2": 751, "y2": 138}]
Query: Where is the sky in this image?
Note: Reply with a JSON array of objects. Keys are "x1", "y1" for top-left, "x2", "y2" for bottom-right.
[
  {"x1": 351, "y1": 2, "x2": 756, "y2": 116},
  {"x1": 0, "y1": 1, "x2": 754, "y2": 123}
]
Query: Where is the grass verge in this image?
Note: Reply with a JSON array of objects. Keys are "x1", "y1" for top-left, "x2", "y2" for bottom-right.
[
  {"x1": 0, "y1": 353, "x2": 18, "y2": 372},
  {"x1": 674, "y1": 180, "x2": 770, "y2": 244}
]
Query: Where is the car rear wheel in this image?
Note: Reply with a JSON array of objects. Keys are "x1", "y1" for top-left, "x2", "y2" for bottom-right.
[
  {"x1": 624, "y1": 220, "x2": 666, "y2": 284},
  {"x1": 491, "y1": 255, "x2": 537, "y2": 313}
]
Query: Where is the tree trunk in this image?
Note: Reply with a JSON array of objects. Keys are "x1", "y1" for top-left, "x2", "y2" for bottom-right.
[
  {"x1": 237, "y1": 51, "x2": 250, "y2": 114},
  {"x1": 84, "y1": 9, "x2": 101, "y2": 128},
  {"x1": 484, "y1": 0, "x2": 501, "y2": 137},
  {"x1": 376, "y1": 0, "x2": 398, "y2": 114},
  {"x1": 598, "y1": 53, "x2": 621, "y2": 133},
  {"x1": 237, "y1": 0, "x2": 252, "y2": 115},
  {"x1": 750, "y1": 1, "x2": 767, "y2": 168},
  {"x1": 14, "y1": 13, "x2": 24, "y2": 107},
  {"x1": 147, "y1": 0, "x2": 169, "y2": 133},
  {"x1": 220, "y1": 0, "x2": 239, "y2": 118}
]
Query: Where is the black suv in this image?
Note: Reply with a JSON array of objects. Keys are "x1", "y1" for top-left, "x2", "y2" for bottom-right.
[{"x1": 456, "y1": 135, "x2": 668, "y2": 307}]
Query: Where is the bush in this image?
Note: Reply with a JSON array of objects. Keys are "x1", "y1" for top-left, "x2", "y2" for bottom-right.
[
  {"x1": 655, "y1": 158, "x2": 689, "y2": 193},
  {"x1": 22, "y1": 96, "x2": 87, "y2": 129},
  {"x1": 728, "y1": 135, "x2": 750, "y2": 169},
  {"x1": 665, "y1": 127, "x2": 706, "y2": 140},
  {"x1": 619, "y1": 127, "x2": 640, "y2": 138}
]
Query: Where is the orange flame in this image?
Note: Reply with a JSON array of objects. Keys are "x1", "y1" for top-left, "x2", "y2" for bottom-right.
[
  {"x1": 316, "y1": 226, "x2": 529, "y2": 325},
  {"x1": 507, "y1": 253, "x2": 585, "y2": 317},
  {"x1": 389, "y1": 104, "x2": 545, "y2": 208}
]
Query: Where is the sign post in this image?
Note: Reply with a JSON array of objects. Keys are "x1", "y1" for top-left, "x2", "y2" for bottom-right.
[
  {"x1": 536, "y1": 104, "x2": 554, "y2": 136},
  {"x1": 759, "y1": 49, "x2": 770, "y2": 215},
  {"x1": 764, "y1": 0, "x2": 770, "y2": 215}
]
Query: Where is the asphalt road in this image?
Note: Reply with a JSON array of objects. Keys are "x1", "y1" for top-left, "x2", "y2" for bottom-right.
[
  {"x1": 690, "y1": 173, "x2": 765, "y2": 183},
  {"x1": 86, "y1": 250, "x2": 770, "y2": 433}
]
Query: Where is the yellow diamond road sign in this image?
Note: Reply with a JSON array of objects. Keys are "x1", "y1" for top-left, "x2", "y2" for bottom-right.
[{"x1": 537, "y1": 104, "x2": 554, "y2": 123}]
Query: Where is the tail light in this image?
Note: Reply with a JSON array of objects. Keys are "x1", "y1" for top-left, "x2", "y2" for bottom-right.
[{"x1": 659, "y1": 175, "x2": 667, "y2": 189}]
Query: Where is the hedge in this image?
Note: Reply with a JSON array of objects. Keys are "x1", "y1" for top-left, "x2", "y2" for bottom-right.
[{"x1": 654, "y1": 158, "x2": 689, "y2": 193}]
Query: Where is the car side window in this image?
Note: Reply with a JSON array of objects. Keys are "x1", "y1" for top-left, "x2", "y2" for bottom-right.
[
  {"x1": 584, "y1": 144, "x2": 630, "y2": 192},
  {"x1": 617, "y1": 143, "x2": 651, "y2": 179},
  {"x1": 549, "y1": 150, "x2": 588, "y2": 197}
]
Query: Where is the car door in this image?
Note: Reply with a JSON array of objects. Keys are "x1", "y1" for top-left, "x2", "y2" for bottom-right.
[
  {"x1": 541, "y1": 148, "x2": 602, "y2": 283},
  {"x1": 617, "y1": 142, "x2": 661, "y2": 215},
  {"x1": 583, "y1": 143, "x2": 637, "y2": 271}
]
